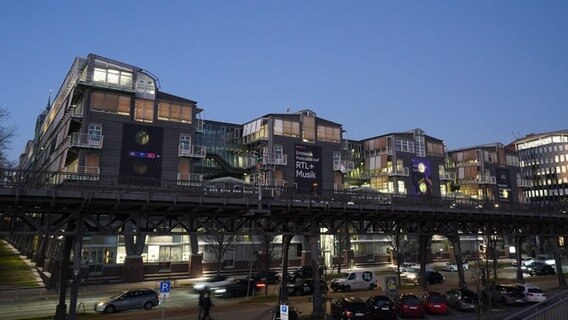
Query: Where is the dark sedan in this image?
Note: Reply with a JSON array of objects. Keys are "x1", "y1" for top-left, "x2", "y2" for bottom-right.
[
  {"x1": 525, "y1": 262, "x2": 556, "y2": 276},
  {"x1": 247, "y1": 270, "x2": 281, "y2": 284},
  {"x1": 287, "y1": 278, "x2": 328, "y2": 296},
  {"x1": 366, "y1": 295, "x2": 397, "y2": 319},
  {"x1": 211, "y1": 279, "x2": 259, "y2": 298}
]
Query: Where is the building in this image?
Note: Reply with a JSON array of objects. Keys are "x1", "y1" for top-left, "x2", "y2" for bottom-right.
[{"x1": 512, "y1": 131, "x2": 568, "y2": 209}]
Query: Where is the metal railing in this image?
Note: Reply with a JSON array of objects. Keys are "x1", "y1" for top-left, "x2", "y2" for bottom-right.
[
  {"x1": 77, "y1": 72, "x2": 136, "y2": 92},
  {"x1": 368, "y1": 167, "x2": 410, "y2": 177},
  {"x1": 178, "y1": 144, "x2": 206, "y2": 158},
  {"x1": 0, "y1": 168, "x2": 563, "y2": 216},
  {"x1": 505, "y1": 289, "x2": 568, "y2": 320},
  {"x1": 69, "y1": 133, "x2": 104, "y2": 149}
]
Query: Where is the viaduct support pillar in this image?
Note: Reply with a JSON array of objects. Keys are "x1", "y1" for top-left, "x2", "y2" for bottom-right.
[
  {"x1": 188, "y1": 234, "x2": 203, "y2": 278},
  {"x1": 279, "y1": 235, "x2": 293, "y2": 304},
  {"x1": 448, "y1": 235, "x2": 467, "y2": 289}
]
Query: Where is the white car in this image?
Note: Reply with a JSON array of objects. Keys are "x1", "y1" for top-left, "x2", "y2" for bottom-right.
[
  {"x1": 513, "y1": 257, "x2": 534, "y2": 267},
  {"x1": 397, "y1": 262, "x2": 420, "y2": 272},
  {"x1": 441, "y1": 261, "x2": 469, "y2": 272},
  {"x1": 192, "y1": 275, "x2": 236, "y2": 292},
  {"x1": 515, "y1": 283, "x2": 546, "y2": 303},
  {"x1": 535, "y1": 255, "x2": 555, "y2": 266}
]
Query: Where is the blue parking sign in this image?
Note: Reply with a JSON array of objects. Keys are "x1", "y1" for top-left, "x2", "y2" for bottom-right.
[
  {"x1": 280, "y1": 304, "x2": 289, "y2": 320},
  {"x1": 160, "y1": 280, "x2": 171, "y2": 298}
]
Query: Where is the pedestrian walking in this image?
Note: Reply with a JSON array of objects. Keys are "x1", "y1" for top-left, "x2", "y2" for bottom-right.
[
  {"x1": 201, "y1": 288, "x2": 214, "y2": 320},
  {"x1": 198, "y1": 289, "x2": 205, "y2": 320}
]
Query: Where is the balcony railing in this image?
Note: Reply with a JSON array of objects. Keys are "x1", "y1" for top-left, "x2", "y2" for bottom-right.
[
  {"x1": 259, "y1": 154, "x2": 287, "y2": 166},
  {"x1": 178, "y1": 144, "x2": 206, "y2": 158},
  {"x1": 517, "y1": 179, "x2": 533, "y2": 188},
  {"x1": 440, "y1": 172, "x2": 456, "y2": 181},
  {"x1": 369, "y1": 167, "x2": 410, "y2": 177},
  {"x1": 333, "y1": 160, "x2": 355, "y2": 173},
  {"x1": 55, "y1": 166, "x2": 100, "y2": 183},
  {"x1": 69, "y1": 133, "x2": 104, "y2": 149},
  {"x1": 459, "y1": 176, "x2": 497, "y2": 185},
  {"x1": 263, "y1": 179, "x2": 287, "y2": 187},
  {"x1": 78, "y1": 72, "x2": 136, "y2": 92},
  {"x1": 177, "y1": 173, "x2": 203, "y2": 186}
]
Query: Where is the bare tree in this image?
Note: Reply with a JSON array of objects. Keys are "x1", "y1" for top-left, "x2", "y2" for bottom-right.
[
  {"x1": 203, "y1": 233, "x2": 239, "y2": 276},
  {"x1": 0, "y1": 108, "x2": 16, "y2": 168},
  {"x1": 251, "y1": 234, "x2": 280, "y2": 295},
  {"x1": 386, "y1": 231, "x2": 412, "y2": 286}
]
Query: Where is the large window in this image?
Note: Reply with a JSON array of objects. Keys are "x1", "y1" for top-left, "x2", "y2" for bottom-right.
[
  {"x1": 273, "y1": 119, "x2": 300, "y2": 137},
  {"x1": 135, "y1": 99, "x2": 154, "y2": 122},
  {"x1": 136, "y1": 72, "x2": 156, "y2": 99},
  {"x1": 91, "y1": 92, "x2": 131, "y2": 115},
  {"x1": 93, "y1": 67, "x2": 133, "y2": 88},
  {"x1": 302, "y1": 115, "x2": 316, "y2": 143},
  {"x1": 317, "y1": 125, "x2": 341, "y2": 143},
  {"x1": 158, "y1": 101, "x2": 192, "y2": 123}
]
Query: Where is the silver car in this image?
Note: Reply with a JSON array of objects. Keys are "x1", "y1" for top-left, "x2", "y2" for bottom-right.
[
  {"x1": 481, "y1": 285, "x2": 527, "y2": 306},
  {"x1": 94, "y1": 288, "x2": 160, "y2": 313},
  {"x1": 445, "y1": 288, "x2": 478, "y2": 311}
]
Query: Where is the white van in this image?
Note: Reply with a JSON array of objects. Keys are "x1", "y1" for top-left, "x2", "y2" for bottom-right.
[{"x1": 330, "y1": 270, "x2": 377, "y2": 292}]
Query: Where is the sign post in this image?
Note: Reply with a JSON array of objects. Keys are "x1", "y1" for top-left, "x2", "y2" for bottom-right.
[
  {"x1": 159, "y1": 280, "x2": 171, "y2": 320},
  {"x1": 280, "y1": 304, "x2": 289, "y2": 320}
]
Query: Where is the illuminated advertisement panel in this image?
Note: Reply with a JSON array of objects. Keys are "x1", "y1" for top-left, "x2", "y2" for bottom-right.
[
  {"x1": 411, "y1": 158, "x2": 432, "y2": 197},
  {"x1": 496, "y1": 168, "x2": 511, "y2": 201},
  {"x1": 119, "y1": 123, "x2": 163, "y2": 184},
  {"x1": 295, "y1": 144, "x2": 322, "y2": 194}
]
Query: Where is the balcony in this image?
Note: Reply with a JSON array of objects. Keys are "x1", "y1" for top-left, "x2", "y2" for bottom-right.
[
  {"x1": 69, "y1": 133, "x2": 103, "y2": 149},
  {"x1": 178, "y1": 144, "x2": 206, "y2": 158},
  {"x1": 78, "y1": 72, "x2": 136, "y2": 92},
  {"x1": 440, "y1": 172, "x2": 456, "y2": 181},
  {"x1": 517, "y1": 178, "x2": 533, "y2": 188},
  {"x1": 259, "y1": 154, "x2": 287, "y2": 166},
  {"x1": 177, "y1": 173, "x2": 203, "y2": 186},
  {"x1": 458, "y1": 176, "x2": 497, "y2": 185},
  {"x1": 333, "y1": 160, "x2": 355, "y2": 173},
  {"x1": 263, "y1": 179, "x2": 287, "y2": 187},
  {"x1": 369, "y1": 167, "x2": 410, "y2": 177}
]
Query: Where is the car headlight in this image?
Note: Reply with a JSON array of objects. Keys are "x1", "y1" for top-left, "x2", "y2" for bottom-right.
[
  {"x1": 194, "y1": 284, "x2": 205, "y2": 290},
  {"x1": 214, "y1": 288, "x2": 226, "y2": 294}
]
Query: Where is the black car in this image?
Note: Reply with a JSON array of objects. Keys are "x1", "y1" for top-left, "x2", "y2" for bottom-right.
[
  {"x1": 287, "y1": 265, "x2": 325, "y2": 281},
  {"x1": 526, "y1": 262, "x2": 556, "y2": 276},
  {"x1": 331, "y1": 296, "x2": 372, "y2": 320},
  {"x1": 420, "y1": 271, "x2": 445, "y2": 285},
  {"x1": 366, "y1": 295, "x2": 397, "y2": 320},
  {"x1": 247, "y1": 270, "x2": 281, "y2": 284},
  {"x1": 287, "y1": 278, "x2": 328, "y2": 296},
  {"x1": 272, "y1": 305, "x2": 301, "y2": 320},
  {"x1": 211, "y1": 279, "x2": 259, "y2": 298}
]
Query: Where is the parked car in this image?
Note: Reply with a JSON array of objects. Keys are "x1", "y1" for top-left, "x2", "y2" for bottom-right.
[
  {"x1": 525, "y1": 262, "x2": 556, "y2": 276},
  {"x1": 481, "y1": 284, "x2": 527, "y2": 306},
  {"x1": 395, "y1": 293, "x2": 425, "y2": 318},
  {"x1": 330, "y1": 269, "x2": 377, "y2": 292},
  {"x1": 94, "y1": 288, "x2": 160, "y2": 313},
  {"x1": 287, "y1": 265, "x2": 325, "y2": 281},
  {"x1": 247, "y1": 270, "x2": 281, "y2": 284},
  {"x1": 366, "y1": 295, "x2": 397, "y2": 320},
  {"x1": 211, "y1": 279, "x2": 260, "y2": 298},
  {"x1": 421, "y1": 271, "x2": 445, "y2": 285},
  {"x1": 441, "y1": 261, "x2": 469, "y2": 272},
  {"x1": 515, "y1": 283, "x2": 547, "y2": 303},
  {"x1": 193, "y1": 275, "x2": 235, "y2": 292},
  {"x1": 287, "y1": 278, "x2": 328, "y2": 296},
  {"x1": 331, "y1": 296, "x2": 372, "y2": 320},
  {"x1": 445, "y1": 288, "x2": 479, "y2": 311},
  {"x1": 421, "y1": 291, "x2": 448, "y2": 314},
  {"x1": 272, "y1": 304, "x2": 301, "y2": 320}
]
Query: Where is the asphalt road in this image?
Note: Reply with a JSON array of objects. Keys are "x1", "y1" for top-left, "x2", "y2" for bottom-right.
[{"x1": 0, "y1": 264, "x2": 565, "y2": 320}]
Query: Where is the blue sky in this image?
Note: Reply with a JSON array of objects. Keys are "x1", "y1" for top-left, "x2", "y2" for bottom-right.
[{"x1": 1, "y1": 1, "x2": 567, "y2": 163}]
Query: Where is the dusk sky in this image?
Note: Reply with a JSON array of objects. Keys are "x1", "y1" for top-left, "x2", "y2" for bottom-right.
[{"x1": 1, "y1": 1, "x2": 567, "y2": 163}]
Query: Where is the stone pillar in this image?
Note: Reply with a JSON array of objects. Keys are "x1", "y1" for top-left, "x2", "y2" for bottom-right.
[
  {"x1": 419, "y1": 235, "x2": 431, "y2": 291},
  {"x1": 448, "y1": 236, "x2": 466, "y2": 289},
  {"x1": 514, "y1": 236, "x2": 525, "y2": 284},
  {"x1": 189, "y1": 254, "x2": 203, "y2": 278},
  {"x1": 122, "y1": 256, "x2": 144, "y2": 282}
]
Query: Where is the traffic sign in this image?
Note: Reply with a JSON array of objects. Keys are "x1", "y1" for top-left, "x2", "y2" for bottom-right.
[
  {"x1": 160, "y1": 280, "x2": 171, "y2": 298},
  {"x1": 280, "y1": 304, "x2": 289, "y2": 320}
]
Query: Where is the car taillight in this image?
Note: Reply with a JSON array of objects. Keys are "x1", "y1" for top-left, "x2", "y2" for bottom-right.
[
  {"x1": 256, "y1": 282, "x2": 266, "y2": 288},
  {"x1": 345, "y1": 310, "x2": 353, "y2": 317},
  {"x1": 403, "y1": 305, "x2": 410, "y2": 309}
]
